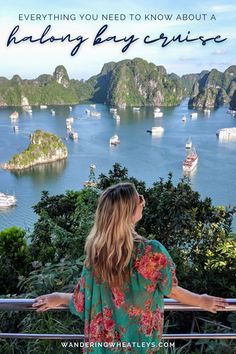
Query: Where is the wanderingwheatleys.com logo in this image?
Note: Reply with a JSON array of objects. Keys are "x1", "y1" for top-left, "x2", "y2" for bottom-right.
[{"x1": 60, "y1": 341, "x2": 175, "y2": 349}]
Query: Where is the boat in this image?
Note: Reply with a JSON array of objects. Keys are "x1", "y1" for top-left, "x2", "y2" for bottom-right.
[
  {"x1": 84, "y1": 164, "x2": 97, "y2": 187},
  {"x1": 69, "y1": 106, "x2": 72, "y2": 111},
  {"x1": 23, "y1": 106, "x2": 32, "y2": 114},
  {"x1": 66, "y1": 117, "x2": 74, "y2": 124},
  {"x1": 182, "y1": 115, "x2": 187, "y2": 122},
  {"x1": 0, "y1": 192, "x2": 17, "y2": 208},
  {"x1": 147, "y1": 126, "x2": 164, "y2": 135},
  {"x1": 9, "y1": 111, "x2": 19, "y2": 119},
  {"x1": 190, "y1": 112, "x2": 198, "y2": 119},
  {"x1": 69, "y1": 131, "x2": 78, "y2": 140},
  {"x1": 110, "y1": 108, "x2": 117, "y2": 113},
  {"x1": 154, "y1": 111, "x2": 163, "y2": 118},
  {"x1": 109, "y1": 134, "x2": 120, "y2": 145},
  {"x1": 183, "y1": 148, "x2": 198, "y2": 172},
  {"x1": 90, "y1": 104, "x2": 96, "y2": 109},
  {"x1": 51, "y1": 109, "x2": 55, "y2": 116},
  {"x1": 85, "y1": 109, "x2": 90, "y2": 114},
  {"x1": 216, "y1": 127, "x2": 236, "y2": 140},
  {"x1": 204, "y1": 109, "x2": 211, "y2": 115},
  {"x1": 66, "y1": 123, "x2": 72, "y2": 131},
  {"x1": 185, "y1": 137, "x2": 192, "y2": 149},
  {"x1": 40, "y1": 105, "x2": 47, "y2": 109},
  {"x1": 113, "y1": 113, "x2": 120, "y2": 121},
  {"x1": 90, "y1": 111, "x2": 101, "y2": 117},
  {"x1": 227, "y1": 109, "x2": 236, "y2": 116},
  {"x1": 133, "y1": 107, "x2": 140, "y2": 111},
  {"x1": 13, "y1": 125, "x2": 19, "y2": 133},
  {"x1": 154, "y1": 107, "x2": 161, "y2": 113}
]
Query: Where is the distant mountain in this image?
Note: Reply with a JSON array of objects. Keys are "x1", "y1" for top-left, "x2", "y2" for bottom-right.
[
  {"x1": 89, "y1": 58, "x2": 185, "y2": 107},
  {"x1": 0, "y1": 59, "x2": 185, "y2": 108},
  {"x1": 1, "y1": 60, "x2": 236, "y2": 109},
  {"x1": 0, "y1": 65, "x2": 93, "y2": 106},
  {"x1": 188, "y1": 66, "x2": 236, "y2": 109},
  {"x1": 230, "y1": 90, "x2": 236, "y2": 110},
  {"x1": 181, "y1": 71, "x2": 209, "y2": 95}
]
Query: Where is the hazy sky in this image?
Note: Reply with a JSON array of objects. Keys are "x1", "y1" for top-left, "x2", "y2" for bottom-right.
[{"x1": 0, "y1": 0, "x2": 235, "y2": 80}]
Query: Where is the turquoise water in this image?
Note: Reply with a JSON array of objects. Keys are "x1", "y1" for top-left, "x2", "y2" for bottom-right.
[{"x1": 0, "y1": 99, "x2": 236, "y2": 231}]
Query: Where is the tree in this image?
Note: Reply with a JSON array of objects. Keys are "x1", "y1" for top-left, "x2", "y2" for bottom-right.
[
  {"x1": 0, "y1": 226, "x2": 30, "y2": 294},
  {"x1": 29, "y1": 188, "x2": 100, "y2": 264}
]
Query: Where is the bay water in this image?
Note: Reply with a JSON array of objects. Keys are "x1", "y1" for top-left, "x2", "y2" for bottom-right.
[{"x1": 0, "y1": 99, "x2": 235, "y2": 231}]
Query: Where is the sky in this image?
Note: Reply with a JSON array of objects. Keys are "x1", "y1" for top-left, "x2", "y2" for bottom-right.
[{"x1": 0, "y1": 0, "x2": 235, "y2": 80}]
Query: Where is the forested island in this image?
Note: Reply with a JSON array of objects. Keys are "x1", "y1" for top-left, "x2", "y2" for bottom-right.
[
  {"x1": 1, "y1": 58, "x2": 236, "y2": 109},
  {"x1": 2, "y1": 130, "x2": 67, "y2": 170}
]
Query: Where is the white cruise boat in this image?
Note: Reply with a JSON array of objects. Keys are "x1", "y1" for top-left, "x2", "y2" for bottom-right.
[
  {"x1": 204, "y1": 109, "x2": 211, "y2": 115},
  {"x1": 154, "y1": 107, "x2": 161, "y2": 113},
  {"x1": 154, "y1": 111, "x2": 163, "y2": 118},
  {"x1": 133, "y1": 107, "x2": 140, "y2": 111},
  {"x1": 148, "y1": 126, "x2": 164, "y2": 135},
  {"x1": 183, "y1": 148, "x2": 198, "y2": 172},
  {"x1": 69, "y1": 106, "x2": 72, "y2": 111},
  {"x1": 185, "y1": 137, "x2": 192, "y2": 149},
  {"x1": 216, "y1": 127, "x2": 236, "y2": 140},
  {"x1": 23, "y1": 106, "x2": 33, "y2": 114},
  {"x1": 9, "y1": 111, "x2": 19, "y2": 119},
  {"x1": 66, "y1": 123, "x2": 72, "y2": 131},
  {"x1": 190, "y1": 112, "x2": 198, "y2": 119},
  {"x1": 0, "y1": 193, "x2": 17, "y2": 208},
  {"x1": 51, "y1": 109, "x2": 55, "y2": 116},
  {"x1": 182, "y1": 115, "x2": 187, "y2": 122},
  {"x1": 90, "y1": 111, "x2": 101, "y2": 117},
  {"x1": 85, "y1": 109, "x2": 90, "y2": 114},
  {"x1": 40, "y1": 105, "x2": 47, "y2": 109},
  {"x1": 109, "y1": 134, "x2": 120, "y2": 145},
  {"x1": 110, "y1": 108, "x2": 117, "y2": 113},
  {"x1": 113, "y1": 113, "x2": 120, "y2": 121},
  {"x1": 66, "y1": 117, "x2": 74, "y2": 124},
  {"x1": 90, "y1": 104, "x2": 96, "y2": 109}
]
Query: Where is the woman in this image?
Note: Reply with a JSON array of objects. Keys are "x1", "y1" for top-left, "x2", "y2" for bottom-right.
[{"x1": 33, "y1": 182, "x2": 227, "y2": 353}]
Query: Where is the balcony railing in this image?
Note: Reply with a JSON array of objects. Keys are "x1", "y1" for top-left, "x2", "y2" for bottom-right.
[{"x1": 0, "y1": 298, "x2": 236, "y2": 340}]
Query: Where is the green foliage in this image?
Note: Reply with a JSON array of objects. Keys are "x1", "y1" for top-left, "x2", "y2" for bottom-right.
[
  {"x1": 105, "y1": 58, "x2": 184, "y2": 107},
  {"x1": 97, "y1": 162, "x2": 146, "y2": 194},
  {"x1": 0, "y1": 163, "x2": 235, "y2": 353},
  {"x1": 19, "y1": 259, "x2": 84, "y2": 296},
  {"x1": 29, "y1": 188, "x2": 100, "y2": 264},
  {"x1": 0, "y1": 226, "x2": 30, "y2": 294},
  {"x1": 0, "y1": 310, "x2": 83, "y2": 354}
]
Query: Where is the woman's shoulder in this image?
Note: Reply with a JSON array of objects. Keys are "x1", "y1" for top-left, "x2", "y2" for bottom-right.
[{"x1": 134, "y1": 237, "x2": 170, "y2": 256}]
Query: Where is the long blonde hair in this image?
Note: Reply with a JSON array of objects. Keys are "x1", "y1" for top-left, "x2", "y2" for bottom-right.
[{"x1": 84, "y1": 182, "x2": 144, "y2": 288}]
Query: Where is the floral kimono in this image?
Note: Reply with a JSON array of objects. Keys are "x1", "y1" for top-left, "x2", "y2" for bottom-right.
[{"x1": 69, "y1": 239, "x2": 178, "y2": 353}]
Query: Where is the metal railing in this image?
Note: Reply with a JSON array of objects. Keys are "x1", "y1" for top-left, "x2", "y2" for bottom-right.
[{"x1": 0, "y1": 298, "x2": 236, "y2": 341}]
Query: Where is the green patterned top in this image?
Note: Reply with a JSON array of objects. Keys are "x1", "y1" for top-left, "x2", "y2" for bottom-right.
[{"x1": 69, "y1": 238, "x2": 178, "y2": 353}]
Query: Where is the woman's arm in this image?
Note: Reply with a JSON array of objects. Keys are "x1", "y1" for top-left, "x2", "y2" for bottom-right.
[
  {"x1": 167, "y1": 286, "x2": 228, "y2": 313},
  {"x1": 32, "y1": 292, "x2": 73, "y2": 312}
]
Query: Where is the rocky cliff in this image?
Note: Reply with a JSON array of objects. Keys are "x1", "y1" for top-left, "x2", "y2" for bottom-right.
[
  {"x1": 0, "y1": 66, "x2": 92, "y2": 106},
  {"x1": 91, "y1": 58, "x2": 185, "y2": 107},
  {"x1": 3, "y1": 130, "x2": 68, "y2": 170},
  {"x1": 2, "y1": 60, "x2": 236, "y2": 109},
  {"x1": 188, "y1": 66, "x2": 236, "y2": 109}
]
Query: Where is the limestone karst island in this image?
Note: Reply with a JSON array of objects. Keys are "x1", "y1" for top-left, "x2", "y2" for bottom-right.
[
  {"x1": 0, "y1": 58, "x2": 236, "y2": 109},
  {"x1": 2, "y1": 130, "x2": 68, "y2": 171}
]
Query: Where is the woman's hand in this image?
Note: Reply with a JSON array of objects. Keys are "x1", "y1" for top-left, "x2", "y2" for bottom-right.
[
  {"x1": 167, "y1": 286, "x2": 228, "y2": 313},
  {"x1": 199, "y1": 294, "x2": 228, "y2": 313},
  {"x1": 32, "y1": 292, "x2": 71, "y2": 312}
]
